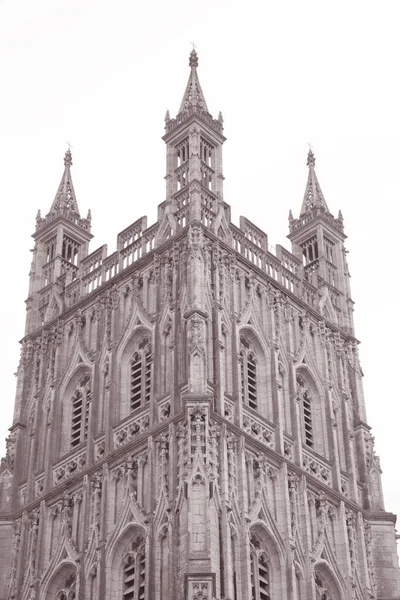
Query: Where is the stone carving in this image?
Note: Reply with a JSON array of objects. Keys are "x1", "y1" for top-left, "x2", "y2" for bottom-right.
[
  {"x1": 26, "y1": 508, "x2": 40, "y2": 592},
  {"x1": 88, "y1": 472, "x2": 102, "y2": 546},
  {"x1": 157, "y1": 432, "x2": 169, "y2": 499},
  {"x1": 288, "y1": 472, "x2": 299, "y2": 538},
  {"x1": 242, "y1": 410, "x2": 274, "y2": 449},
  {"x1": 364, "y1": 430, "x2": 381, "y2": 472},
  {"x1": 159, "y1": 399, "x2": 171, "y2": 422},
  {"x1": 114, "y1": 411, "x2": 150, "y2": 448},
  {"x1": 364, "y1": 520, "x2": 377, "y2": 595},
  {"x1": 7, "y1": 517, "x2": 22, "y2": 599},
  {"x1": 302, "y1": 450, "x2": 332, "y2": 486},
  {"x1": 226, "y1": 432, "x2": 237, "y2": 497},
  {"x1": 53, "y1": 449, "x2": 86, "y2": 484},
  {"x1": 346, "y1": 509, "x2": 358, "y2": 583},
  {"x1": 4, "y1": 431, "x2": 17, "y2": 472},
  {"x1": 312, "y1": 491, "x2": 327, "y2": 555}
]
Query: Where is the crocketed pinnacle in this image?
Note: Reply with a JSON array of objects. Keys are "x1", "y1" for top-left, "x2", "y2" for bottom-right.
[
  {"x1": 179, "y1": 49, "x2": 209, "y2": 113},
  {"x1": 49, "y1": 149, "x2": 79, "y2": 214},
  {"x1": 300, "y1": 149, "x2": 329, "y2": 215}
]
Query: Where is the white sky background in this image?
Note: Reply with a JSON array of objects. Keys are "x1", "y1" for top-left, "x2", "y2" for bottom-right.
[{"x1": 0, "y1": 0, "x2": 399, "y2": 524}]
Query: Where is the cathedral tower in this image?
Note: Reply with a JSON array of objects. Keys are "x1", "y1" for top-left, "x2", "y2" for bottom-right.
[{"x1": 0, "y1": 51, "x2": 399, "y2": 600}]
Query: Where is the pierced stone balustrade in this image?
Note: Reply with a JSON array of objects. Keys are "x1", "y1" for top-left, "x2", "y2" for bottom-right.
[
  {"x1": 53, "y1": 447, "x2": 86, "y2": 484},
  {"x1": 242, "y1": 408, "x2": 275, "y2": 449},
  {"x1": 113, "y1": 409, "x2": 150, "y2": 449},
  {"x1": 302, "y1": 447, "x2": 332, "y2": 487}
]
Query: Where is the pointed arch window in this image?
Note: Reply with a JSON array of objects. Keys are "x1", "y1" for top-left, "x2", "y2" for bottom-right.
[
  {"x1": 70, "y1": 374, "x2": 91, "y2": 448},
  {"x1": 123, "y1": 537, "x2": 146, "y2": 600},
  {"x1": 314, "y1": 572, "x2": 332, "y2": 600},
  {"x1": 130, "y1": 338, "x2": 152, "y2": 412},
  {"x1": 240, "y1": 337, "x2": 257, "y2": 410},
  {"x1": 54, "y1": 573, "x2": 76, "y2": 600},
  {"x1": 250, "y1": 549, "x2": 271, "y2": 600},
  {"x1": 297, "y1": 375, "x2": 313, "y2": 449}
]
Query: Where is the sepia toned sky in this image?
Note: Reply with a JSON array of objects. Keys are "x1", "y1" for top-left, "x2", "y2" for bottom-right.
[{"x1": 0, "y1": 0, "x2": 399, "y2": 525}]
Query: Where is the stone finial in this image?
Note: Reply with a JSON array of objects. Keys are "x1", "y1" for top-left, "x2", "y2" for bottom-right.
[
  {"x1": 218, "y1": 111, "x2": 224, "y2": 124},
  {"x1": 165, "y1": 110, "x2": 170, "y2": 123},
  {"x1": 307, "y1": 148, "x2": 316, "y2": 168},
  {"x1": 87, "y1": 209, "x2": 92, "y2": 221},
  {"x1": 189, "y1": 48, "x2": 198, "y2": 68},
  {"x1": 338, "y1": 209, "x2": 343, "y2": 221},
  {"x1": 64, "y1": 149, "x2": 73, "y2": 168},
  {"x1": 288, "y1": 209, "x2": 293, "y2": 222}
]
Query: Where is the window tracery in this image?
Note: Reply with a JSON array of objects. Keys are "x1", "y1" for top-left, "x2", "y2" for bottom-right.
[
  {"x1": 70, "y1": 374, "x2": 91, "y2": 448},
  {"x1": 250, "y1": 534, "x2": 271, "y2": 600},
  {"x1": 130, "y1": 338, "x2": 152, "y2": 412},
  {"x1": 314, "y1": 572, "x2": 332, "y2": 600},
  {"x1": 54, "y1": 573, "x2": 76, "y2": 600},
  {"x1": 122, "y1": 535, "x2": 146, "y2": 600},
  {"x1": 240, "y1": 337, "x2": 258, "y2": 410}
]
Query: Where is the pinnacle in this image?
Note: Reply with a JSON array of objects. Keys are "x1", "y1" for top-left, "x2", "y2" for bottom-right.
[
  {"x1": 307, "y1": 148, "x2": 316, "y2": 168},
  {"x1": 300, "y1": 149, "x2": 329, "y2": 215},
  {"x1": 179, "y1": 49, "x2": 209, "y2": 114},
  {"x1": 49, "y1": 149, "x2": 79, "y2": 215}
]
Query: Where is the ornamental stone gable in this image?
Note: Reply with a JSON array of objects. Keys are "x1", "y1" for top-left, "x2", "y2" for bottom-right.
[{"x1": 0, "y1": 50, "x2": 399, "y2": 600}]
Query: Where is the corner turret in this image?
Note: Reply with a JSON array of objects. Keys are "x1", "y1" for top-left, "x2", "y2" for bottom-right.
[
  {"x1": 159, "y1": 49, "x2": 227, "y2": 241},
  {"x1": 288, "y1": 150, "x2": 354, "y2": 333},
  {"x1": 26, "y1": 150, "x2": 92, "y2": 334}
]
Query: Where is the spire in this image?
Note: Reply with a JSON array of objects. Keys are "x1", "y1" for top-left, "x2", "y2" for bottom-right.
[
  {"x1": 300, "y1": 149, "x2": 329, "y2": 215},
  {"x1": 179, "y1": 48, "x2": 209, "y2": 114},
  {"x1": 49, "y1": 149, "x2": 79, "y2": 215}
]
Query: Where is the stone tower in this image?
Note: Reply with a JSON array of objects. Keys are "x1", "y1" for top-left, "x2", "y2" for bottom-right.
[{"x1": 0, "y1": 50, "x2": 399, "y2": 600}]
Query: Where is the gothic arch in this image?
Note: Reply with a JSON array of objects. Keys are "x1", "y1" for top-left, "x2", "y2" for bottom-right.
[
  {"x1": 154, "y1": 522, "x2": 170, "y2": 600},
  {"x1": 117, "y1": 324, "x2": 153, "y2": 420},
  {"x1": 248, "y1": 522, "x2": 285, "y2": 599},
  {"x1": 239, "y1": 326, "x2": 272, "y2": 420},
  {"x1": 313, "y1": 559, "x2": 345, "y2": 600},
  {"x1": 295, "y1": 365, "x2": 328, "y2": 458},
  {"x1": 105, "y1": 523, "x2": 148, "y2": 599},
  {"x1": 40, "y1": 560, "x2": 77, "y2": 600},
  {"x1": 58, "y1": 362, "x2": 93, "y2": 456}
]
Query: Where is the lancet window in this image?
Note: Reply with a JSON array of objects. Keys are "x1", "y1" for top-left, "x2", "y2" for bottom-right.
[
  {"x1": 175, "y1": 138, "x2": 189, "y2": 191},
  {"x1": 70, "y1": 375, "x2": 91, "y2": 448},
  {"x1": 301, "y1": 236, "x2": 318, "y2": 266},
  {"x1": 250, "y1": 534, "x2": 271, "y2": 600},
  {"x1": 240, "y1": 337, "x2": 258, "y2": 410},
  {"x1": 62, "y1": 235, "x2": 79, "y2": 266},
  {"x1": 297, "y1": 375, "x2": 314, "y2": 449},
  {"x1": 130, "y1": 338, "x2": 152, "y2": 412},
  {"x1": 323, "y1": 236, "x2": 335, "y2": 264},
  {"x1": 122, "y1": 536, "x2": 146, "y2": 600},
  {"x1": 45, "y1": 236, "x2": 57, "y2": 263}
]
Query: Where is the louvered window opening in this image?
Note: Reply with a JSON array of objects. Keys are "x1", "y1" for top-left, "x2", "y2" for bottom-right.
[
  {"x1": 123, "y1": 555, "x2": 135, "y2": 600},
  {"x1": 251, "y1": 553, "x2": 271, "y2": 600},
  {"x1": 240, "y1": 344, "x2": 258, "y2": 410},
  {"x1": 240, "y1": 353, "x2": 245, "y2": 403},
  {"x1": 130, "y1": 355, "x2": 142, "y2": 411},
  {"x1": 258, "y1": 554, "x2": 270, "y2": 600},
  {"x1": 70, "y1": 380, "x2": 91, "y2": 448},
  {"x1": 303, "y1": 390, "x2": 313, "y2": 448},
  {"x1": 247, "y1": 354, "x2": 257, "y2": 410},
  {"x1": 123, "y1": 552, "x2": 145, "y2": 600},
  {"x1": 130, "y1": 346, "x2": 152, "y2": 413},
  {"x1": 145, "y1": 352, "x2": 151, "y2": 403}
]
